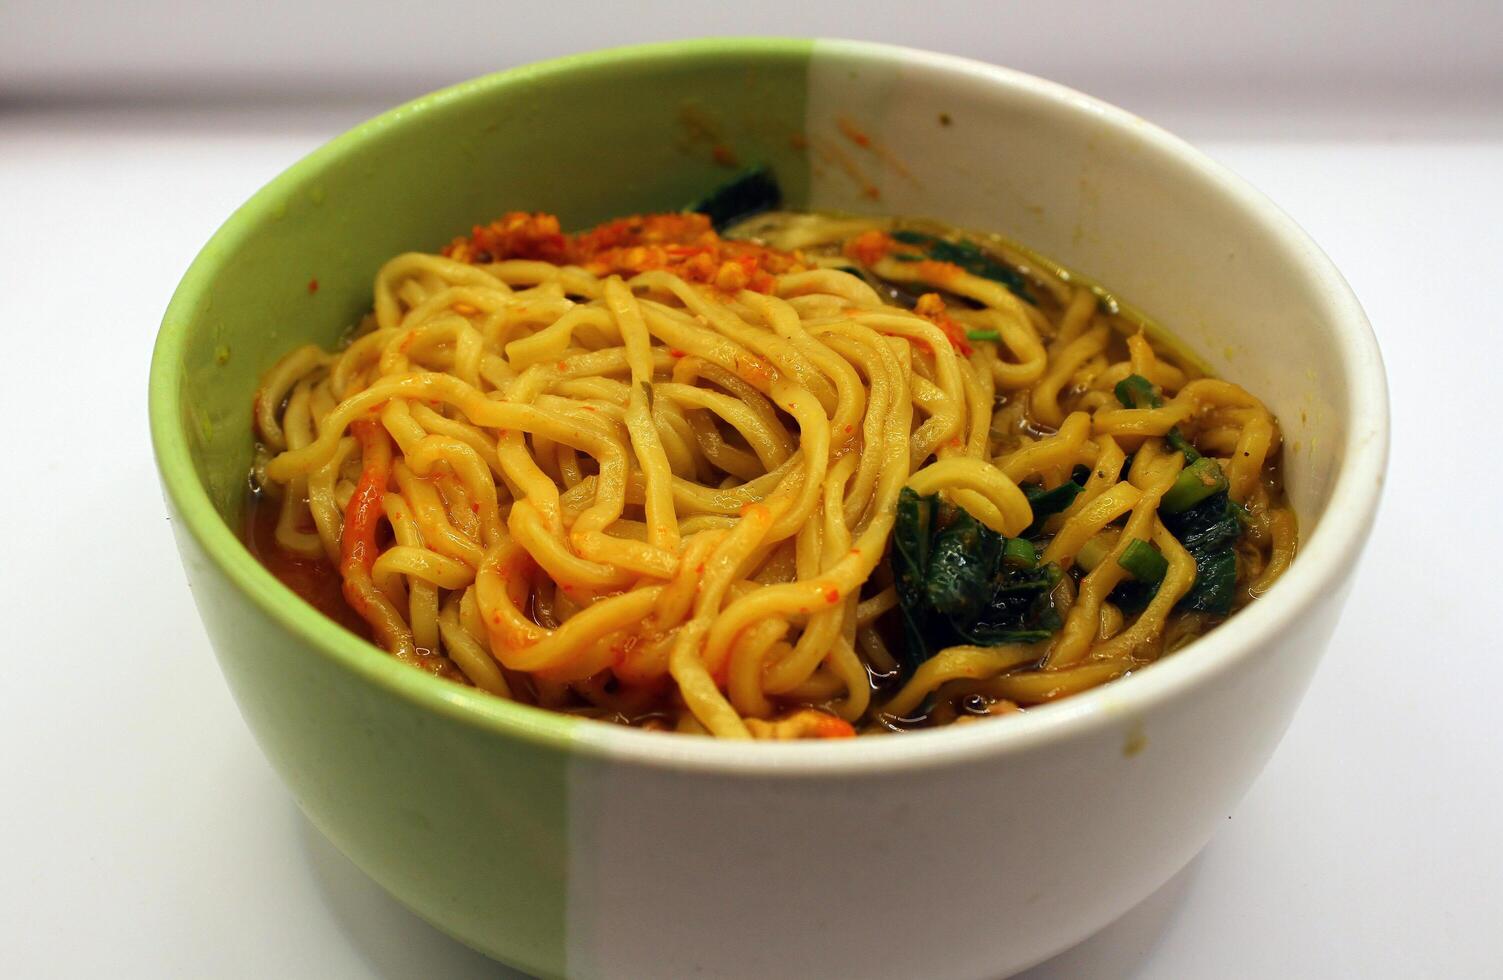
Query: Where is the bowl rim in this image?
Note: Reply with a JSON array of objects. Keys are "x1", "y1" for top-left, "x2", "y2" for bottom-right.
[{"x1": 149, "y1": 36, "x2": 1389, "y2": 776}]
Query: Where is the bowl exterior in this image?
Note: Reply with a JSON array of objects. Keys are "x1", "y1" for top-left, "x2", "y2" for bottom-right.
[
  {"x1": 165, "y1": 494, "x2": 574, "y2": 976},
  {"x1": 170, "y1": 483, "x2": 1353, "y2": 979},
  {"x1": 564, "y1": 577, "x2": 1353, "y2": 979},
  {"x1": 152, "y1": 39, "x2": 1386, "y2": 980}
]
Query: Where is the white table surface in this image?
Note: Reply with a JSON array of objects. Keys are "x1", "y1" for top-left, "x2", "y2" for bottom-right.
[{"x1": 2, "y1": 98, "x2": 1499, "y2": 979}]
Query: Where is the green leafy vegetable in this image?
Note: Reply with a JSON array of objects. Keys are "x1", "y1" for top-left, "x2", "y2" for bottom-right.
[
  {"x1": 1117, "y1": 539, "x2": 1168, "y2": 584},
  {"x1": 891, "y1": 489, "x2": 937, "y2": 673},
  {"x1": 1113, "y1": 374, "x2": 1157, "y2": 410},
  {"x1": 889, "y1": 230, "x2": 1035, "y2": 305},
  {"x1": 1182, "y1": 547, "x2": 1237, "y2": 613},
  {"x1": 688, "y1": 165, "x2": 782, "y2": 230},
  {"x1": 1162, "y1": 491, "x2": 1242, "y2": 614},
  {"x1": 954, "y1": 563, "x2": 1062, "y2": 648},
  {"x1": 1025, "y1": 481, "x2": 1083, "y2": 517},
  {"x1": 924, "y1": 506, "x2": 1001, "y2": 617},
  {"x1": 1164, "y1": 492, "x2": 1241, "y2": 556},
  {"x1": 888, "y1": 488, "x2": 1061, "y2": 675},
  {"x1": 965, "y1": 329, "x2": 1002, "y2": 343},
  {"x1": 1020, "y1": 472, "x2": 1088, "y2": 537}
]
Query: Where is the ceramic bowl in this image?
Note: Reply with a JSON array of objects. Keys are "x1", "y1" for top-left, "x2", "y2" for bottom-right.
[{"x1": 149, "y1": 38, "x2": 1388, "y2": 979}]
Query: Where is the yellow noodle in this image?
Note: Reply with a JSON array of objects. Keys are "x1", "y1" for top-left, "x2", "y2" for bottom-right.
[{"x1": 247, "y1": 210, "x2": 1297, "y2": 738}]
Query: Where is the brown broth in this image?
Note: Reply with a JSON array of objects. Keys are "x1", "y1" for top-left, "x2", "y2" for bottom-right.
[{"x1": 242, "y1": 486, "x2": 372, "y2": 641}]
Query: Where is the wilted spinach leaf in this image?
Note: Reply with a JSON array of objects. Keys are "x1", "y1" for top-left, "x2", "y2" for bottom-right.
[
  {"x1": 888, "y1": 488, "x2": 1061, "y2": 676},
  {"x1": 688, "y1": 165, "x2": 782, "y2": 230},
  {"x1": 890, "y1": 230, "x2": 1035, "y2": 305},
  {"x1": 1162, "y1": 491, "x2": 1242, "y2": 614},
  {"x1": 924, "y1": 506, "x2": 1002, "y2": 617}
]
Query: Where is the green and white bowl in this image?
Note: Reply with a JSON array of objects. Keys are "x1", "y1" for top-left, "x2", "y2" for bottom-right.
[{"x1": 149, "y1": 39, "x2": 1388, "y2": 979}]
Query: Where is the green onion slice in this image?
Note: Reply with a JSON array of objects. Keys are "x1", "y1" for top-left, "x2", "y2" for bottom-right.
[{"x1": 1117, "y1": 538, "x2": 1169, "y2": 583}]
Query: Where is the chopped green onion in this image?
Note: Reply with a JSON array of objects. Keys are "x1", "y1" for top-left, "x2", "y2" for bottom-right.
[
  {"x1": 965, "y1": 329, "x2": 1002, "y2": 343},
  {"x1": 1161, "y1": 458, "x2": 1229, "y2": 514},
  {"x1": 1002, "y1": 537, "x2": 1038, "y2": 568},
  {"x1": 1114, "y1": 374, "x2": 1160, "y2": 409},
  {"x1": 1117, "y1": 539, "x2": 1168, "y2": 584}
]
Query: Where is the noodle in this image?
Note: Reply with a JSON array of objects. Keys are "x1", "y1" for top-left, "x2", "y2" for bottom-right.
[{"x1": 245, "y1": 208, "x2": 1296, "y2": 739}]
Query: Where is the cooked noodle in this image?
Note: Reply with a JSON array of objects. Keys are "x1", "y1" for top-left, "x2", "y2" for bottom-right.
[{"x1": 248, "y1": 210, "x2": 1295, "y2": 739}]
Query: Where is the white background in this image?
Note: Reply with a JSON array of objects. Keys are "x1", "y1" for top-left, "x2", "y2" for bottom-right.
[{"x1": 2, "y1": 3, "x2": 1501, "y2": 977}]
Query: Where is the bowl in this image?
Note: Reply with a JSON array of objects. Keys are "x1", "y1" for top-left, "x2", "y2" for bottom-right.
[{"x1": 149, "y1": 38, "x2": 1388, "y2": 979}]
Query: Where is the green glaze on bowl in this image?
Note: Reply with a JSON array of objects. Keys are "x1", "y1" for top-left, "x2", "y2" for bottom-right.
[{"x1": 151, "y1": 38, "x2": 816, "y2": 977}]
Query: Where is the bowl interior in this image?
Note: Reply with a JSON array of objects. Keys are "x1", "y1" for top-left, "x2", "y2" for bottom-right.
[{"x1": 152, "y1": 38, "x2": 1382, "y2": 755}]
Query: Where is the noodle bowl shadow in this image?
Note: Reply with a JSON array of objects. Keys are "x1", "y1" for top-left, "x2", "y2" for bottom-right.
[{"x1": 149, "y1": 39, "x2": 1388, "y2": 980}]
